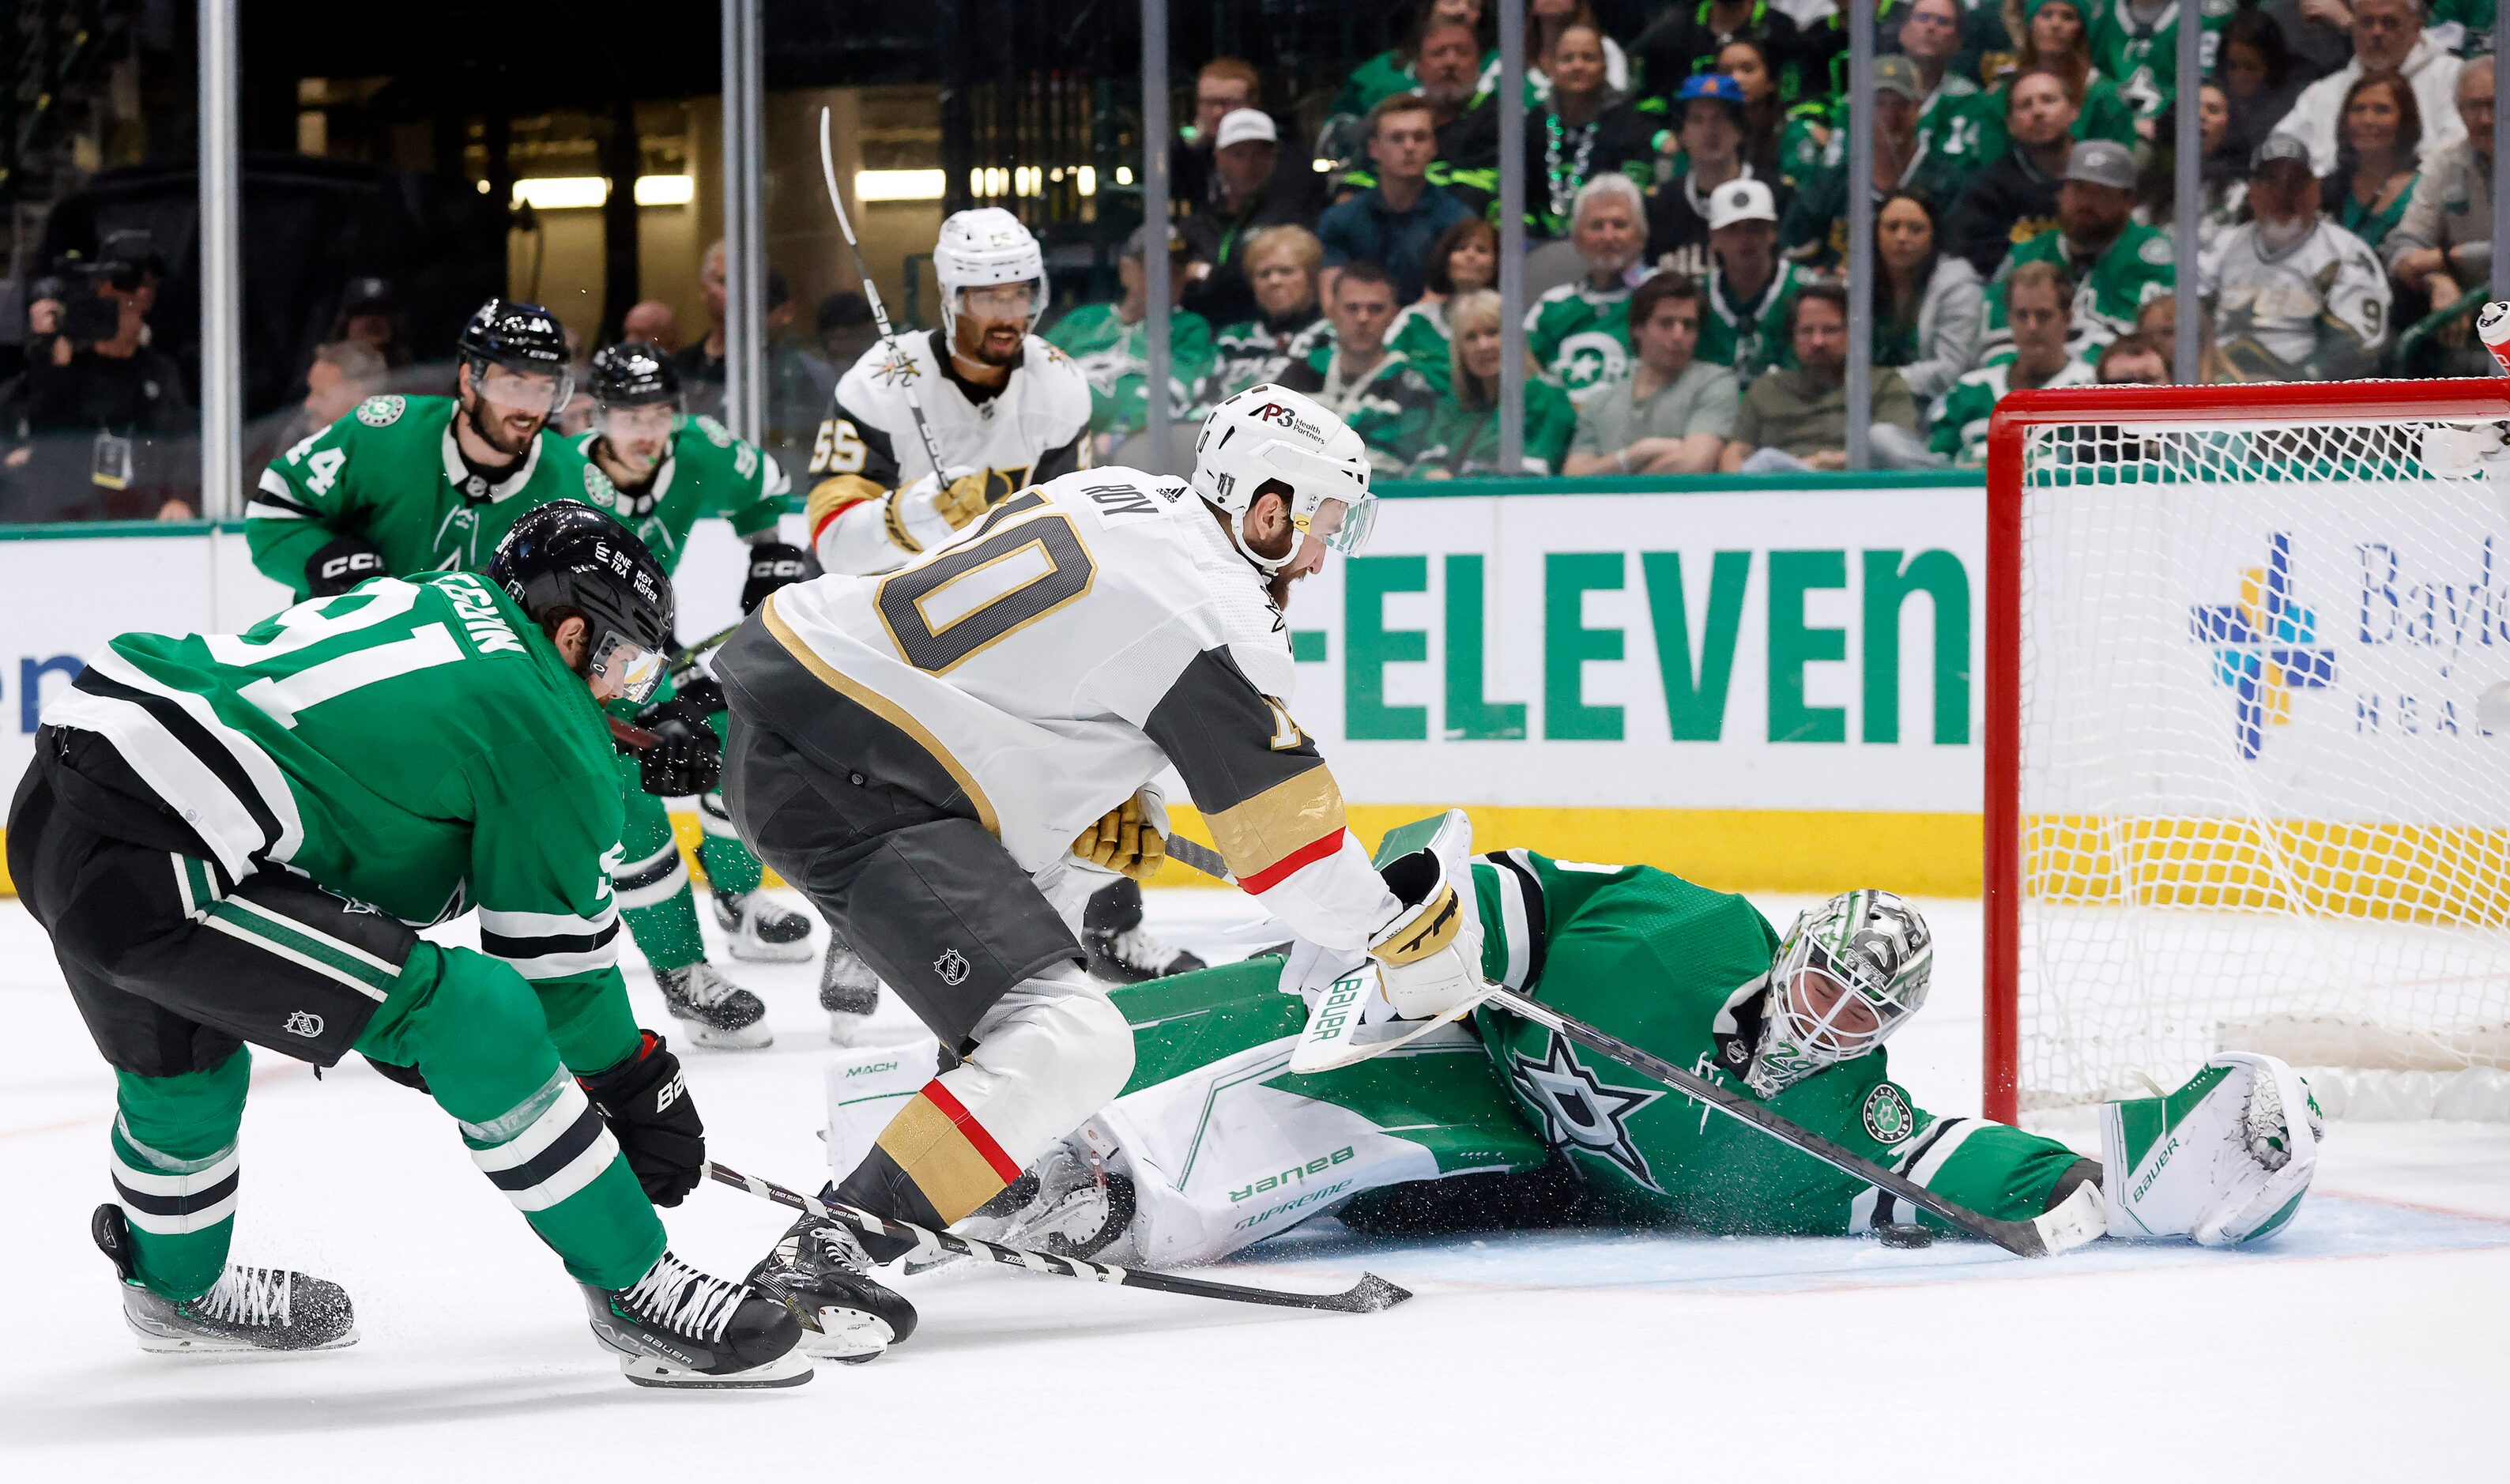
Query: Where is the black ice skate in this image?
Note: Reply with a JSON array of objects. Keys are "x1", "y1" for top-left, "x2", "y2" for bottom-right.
[
  {"x1": 818, "y1": 929, "x2": 884, "y2": 1045},
  {"x1": 655, "y1": 962, "x2": 773, "y2": 1049},
  {"x1": 750, "y1": 1210, "x2": 919, "y2": 1362},
  {"x1": 94, "y1": 1203, "x2": 357, "y2": 1354},
  {"x1": 712, "y1": 889, "x2": 814, "y2": 963},
  {"x1": 1083, "y1": 887, "x2": 1205, "y2": 984},
  {"x1": 582, "y1": 1249, "x2": 812, "y2": 1388}
]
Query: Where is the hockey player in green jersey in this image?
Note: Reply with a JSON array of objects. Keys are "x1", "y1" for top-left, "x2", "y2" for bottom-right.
[
  {"x1": 6, "y1": 505, "x2": 811, "y2": 1387},
  {"x1": 882, "y1": 827, "x2": 2321, "y2": 1275},
  {"x1": 574, "y1": 341, "x2": 818, "y2": 1049},
  {"x1": 247, "y1": 299, "x2": 604, "y2": 599}
]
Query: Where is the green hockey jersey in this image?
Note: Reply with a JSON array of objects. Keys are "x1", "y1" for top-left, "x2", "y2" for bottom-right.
[
  {"x1": 1385, "y1": 301, "x2": 1458, "y2": 395},
  {"x1": 1985, "y1": 221, "x2": 2177, "y2": 356},
  {"x1": 248, "y1": 394, "x2": 601, "y2": 599},
  {"x1": 1525, "y1": 278, "x2": 1636, "y2": 406},
  {"x1": 1044, "y1": 303, "x2": 1219, "y2": 439},
  {"x1": 1698, "y1": 261, "x2": 1807, "y2": 382},
  {"x1": 1082, "y1": 850, "x2": 2082, "y2": 1265},
  {"x1": 1926, "y1": 353, "x2": 2098, "y2": 465},
  {"x1": 574, "y1": 412, "x2": 788, "y2": 575},
  {"x1": 1276, "y1": 344, "x2": 1442, "y2": 476},
  {"x1": 47, "y1": 572, "x2": 635, "y2": 1068},
  {"x1": 2090, "y1": 0, "x2": 2231, "y2": 120},
  {"x1": 1408, "y1": 382, "x2": 1578, "y2": 477}
]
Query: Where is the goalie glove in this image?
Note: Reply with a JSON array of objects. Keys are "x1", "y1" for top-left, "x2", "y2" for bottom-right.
[
  {"x1": 1364, "y1": 809, "x2": 1487, "y2": 1021},
  {"x1": 884, "y1": 467, "x2": 991, "y2": 552},
  {"x1": 2101, "y1": 1052, "x2": 2323, "y2": 1247},
  {"x1": 1070, "y1": 790, "x2": 1169, "y2": 883}
]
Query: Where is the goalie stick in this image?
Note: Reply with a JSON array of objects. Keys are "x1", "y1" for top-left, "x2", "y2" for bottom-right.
[
  {"x1": 706, "y1": 1161, "x2": 1411, "y2": 1314},
  {"x1": 1161, "y1": 846, "x2": 2101, "y2": 1259}
]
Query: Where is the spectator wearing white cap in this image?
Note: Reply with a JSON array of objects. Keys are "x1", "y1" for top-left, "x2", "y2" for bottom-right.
[
  {"x1": 2267, "y1": 0, "x2": 2465, "y2": 176},
  {"x1": 1983, "y1": 137, "x2": 2175, "y2": 360},
  {"x1": 2203, "y1": 134, "x2": 2393, "y2": 380},
  {"x1": 1182, "y1": 107, "x2": 1323, "y2": 328},
  {"x1": 1695, "y1": 177, "x2": 1809, "y2": 382}
]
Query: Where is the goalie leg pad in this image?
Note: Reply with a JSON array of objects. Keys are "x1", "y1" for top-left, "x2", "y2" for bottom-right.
[{"x1": 2101, "y1": 1053, "x2": 2323, "y2": 1247}]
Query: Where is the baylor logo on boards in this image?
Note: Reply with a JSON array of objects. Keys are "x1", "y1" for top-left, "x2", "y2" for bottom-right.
[{"x1": 2190, "y1": 533, "x2": 2335, "y2": 761}]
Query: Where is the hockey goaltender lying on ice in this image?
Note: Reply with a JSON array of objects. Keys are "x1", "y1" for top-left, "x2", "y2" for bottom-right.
[{"x1": 770, "y1": 812, "x2": 2323, "y2": 1362}]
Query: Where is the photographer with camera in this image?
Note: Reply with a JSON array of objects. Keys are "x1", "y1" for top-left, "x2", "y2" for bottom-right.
[{"x1": 0, "y1": 236, "x2": 195, "y2": 522}]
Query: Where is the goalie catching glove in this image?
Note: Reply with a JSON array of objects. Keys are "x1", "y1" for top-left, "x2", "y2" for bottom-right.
[
  {"x1": 2101, "y1": 1052, "x2": 2323, "y2": 1246},
  {"x1": 1071, "y1": 791, "x2": 1167, "y2": 883}
]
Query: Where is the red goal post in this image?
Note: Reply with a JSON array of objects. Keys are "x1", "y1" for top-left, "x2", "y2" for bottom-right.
[{"x1": 1983, "y1": 378, "x2": 2510, "y2": 1125}]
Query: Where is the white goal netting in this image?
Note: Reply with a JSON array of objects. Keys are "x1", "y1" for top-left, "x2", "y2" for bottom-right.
[{"x1": 2016, "y1": 412, "x2": 2510, "y2": 1117}]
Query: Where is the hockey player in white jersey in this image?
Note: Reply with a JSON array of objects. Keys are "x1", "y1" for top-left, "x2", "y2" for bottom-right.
[
  {"x1": 796, "y1": 208, "x2": 1197, "y2": 1033},
  {"x1": 717, "y1": 385, "x2": 1483, "y2": 1358}
]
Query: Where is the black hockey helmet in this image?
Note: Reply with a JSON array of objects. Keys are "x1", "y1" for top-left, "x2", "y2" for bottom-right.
[
  {"x1": 588, "y1": 340, "x2": 681, "y2": 410},
  {"x1": 457, "y1": 298, "x2": 574, "y2": 409},
  {"x1": 488, "y1": 500, "x2": 675, "y2": 702}
]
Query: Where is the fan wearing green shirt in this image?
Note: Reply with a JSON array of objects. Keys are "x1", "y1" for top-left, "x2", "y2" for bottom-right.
[
  {"x1": 1524, "y1": 172, "x2": 1650, "y2": 408},
  {"x1": 1410, "y1": 289, "x2": 1578, "y2": 476},
  {"x1": 1982, "y1": 138, "x2": 2176, "y2": 360},
  {"x1": 1562, "y1": 272, "x2": 1740, "y2": 476},
  {"x1": 1697, "y1": 178, "x2": 1808, "y2": 383},
  {"x1": 1931, "y1": 261, "x2": 2097, "y2": 467},
  {"x1": 1277, "y1": 262, "x2": 1442, "y2": 476},
  {"x1": 1045, "y1": 224, "x2": 1218, "y2": 457}
]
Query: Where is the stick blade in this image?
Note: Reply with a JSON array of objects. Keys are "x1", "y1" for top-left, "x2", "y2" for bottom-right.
[{"x1": 1319, "y1": 1272, "x2": 1413, "y2": 1313}]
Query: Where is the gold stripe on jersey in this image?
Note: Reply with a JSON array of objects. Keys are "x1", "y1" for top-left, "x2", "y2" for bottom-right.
[
  {"x1": 759, "y1": 593, "x2": 1001, "y2": 838},
  {"x1": 1204, "y1": 766, "x2": 1348, "y2": 884},
  {"x1": 881, "y1": 488, "x2": 924, "y2": 554},
  {"x1": 806, "y1": 473, "x2": 884, "y2": 540},
  {"x1": 871, "y1": 1087, "x2": 1018, "y2": 1224}
]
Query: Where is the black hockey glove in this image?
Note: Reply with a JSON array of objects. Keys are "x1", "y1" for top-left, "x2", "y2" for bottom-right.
[
  {"x1": 620, "y1": 698, "x2": 722, "y2": 797},
  {"x1": 740, "y1": 540, "x2": 810, "y2": 614},
  {"x1": 579, "y1": 1030, "x2": 705, "y2": 1207},
  {"x1": 360, "y1": 1053, "x2": 431, "y2": 1094},
  {"x1": 305, "y1": 535, "x2": 388, "y2": 597}
]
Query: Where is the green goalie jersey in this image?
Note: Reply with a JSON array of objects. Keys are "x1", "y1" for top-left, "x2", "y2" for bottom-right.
[
  {"x1": 1084, "y1": 850, "x2": 2085, "y2": 1264},
  {"x1": 58, "y1": 572, "x2": 637, "y2": 1068},
  {"x1": 575, "y1": 413, "x2": 789, "y2": 574},
  {"x1": 248, "y1": 394, "x2": 604, "y2": 599}
]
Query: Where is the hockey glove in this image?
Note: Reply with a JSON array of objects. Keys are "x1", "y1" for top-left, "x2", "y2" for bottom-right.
[
  {"x1": 580, "y1": 1030, "x2": 705, "y2": 1207},
  {"x1": 1071, "y1": 793, "x2": 1168, "y2": 883},
  {"x1": 622, "y1": 698, "x2": 722, "y2": 797},
  {"x1": 740, "y1": 540, "x2": 810, "y2": 614},
  {"x1": 360, "y1": 1053, "x2": 430, "y2": 1094},
  {"x1": 1366, "y1": 809, "x2": 1489, "y2": 1021},
  {"x1": 305, "y1": 535, "x2": 388, "y2": 597}
]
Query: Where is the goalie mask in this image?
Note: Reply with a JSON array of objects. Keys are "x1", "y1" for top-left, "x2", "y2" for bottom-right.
[
  {"x1": 936, "y1": 207, "x2": 1049, "y2": 337},
  {"x1": 1744, "y1": 891, "x2": 1934, "y2": 1097},
  {"x1": 1190, "y1": 384, "x2": 1379, "y2": 575}
]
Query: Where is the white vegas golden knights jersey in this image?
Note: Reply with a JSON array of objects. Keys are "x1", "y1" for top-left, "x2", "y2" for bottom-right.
[
  {"x1": 803, "y1": 327, "x2": 1093, "y2": 569},
  {"x1": 754, "y1": 466, "x2": 1397, "y2": 952}
]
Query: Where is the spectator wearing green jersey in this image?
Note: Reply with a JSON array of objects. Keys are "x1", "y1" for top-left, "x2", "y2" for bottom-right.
[
  {"x1": 1993, "y1": 0, "x2": 2141, "y2": 150},
  {"x1": 1779, "y1": 55, "x2": 1976, "y2": 270},
  {"x1": 1697, "y1": 177, "x2": 1808, "y2": 382},
  {"x1": 1387, "y1": 217, "x2": 1497, "y2": 396},
  {"x1": 1525, "y1": 173, "x2": 1650, "y2": 406},
  {"x1": 2090, "y1": 0, "x2": 2236, "y2": 130},
  {"x1": 1983, "y1": 139, "x2": 2174, "y2": 360},
  {"x1": 1930, "y1": 262, "x2": 2095, "y2": 467},
  {"x1": 1721, "y1": 283, "x2": 1923, "y2": 473},
  {"x1": 1045, "y1": 224, "x2": 1218, "y2": 456},
  {"x1": 1563, "y1": 272, "x2": 1739, "y2": 476},
  {"x1": 1645, "y1": 73, "x2": 1795, "y2": 282},
  {"x1": 1277, "y1": 262, "x2": 1442, "y2": 475},
  {"x1": 1208, "y1": 226, "x2": 1334, "y2": 403},
  {"x1": 1329, "y1": 0, "x2": 1496, "y2": 124},
  {"x1": 1898, "y1": 0, "x2": 1999, "y2": 173},
  {"x1": 1411, "y1": 289, "x2": 1577, "y2": 476}
]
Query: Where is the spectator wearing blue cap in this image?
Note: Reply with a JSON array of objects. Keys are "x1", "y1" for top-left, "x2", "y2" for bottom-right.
[
  {"x1": 1645, "y1": 73, "x2": 1795, "y2": 281},
  {"x1": 1631, "y1": 0, "x2": 1814, "y2": 116}
]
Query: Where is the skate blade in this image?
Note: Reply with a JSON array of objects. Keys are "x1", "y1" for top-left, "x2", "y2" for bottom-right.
[
  {"x1": 727, "y1": 936, "x2": 815, "y2": 964},
  {"x1": 622, "y1": 1348, "x2": 815, "y2": 1388},
  {"x1": 825, "y1": 1011, "x2": 875, "y2": 1046},
  {"x1": 684, "y1": 1020, "x2": 775, "y2": 1051},
  {"x1": 130, "y1": 1320, "x2": 362, "y2": 1354},
  {"x1": 797, "y1": 1307, "x2": 894, "y2": 1363}
]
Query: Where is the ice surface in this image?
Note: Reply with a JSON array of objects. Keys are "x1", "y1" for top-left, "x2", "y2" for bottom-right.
[{"x1": 2, "y1": 889, "x2": 2502, "y2": 1479}]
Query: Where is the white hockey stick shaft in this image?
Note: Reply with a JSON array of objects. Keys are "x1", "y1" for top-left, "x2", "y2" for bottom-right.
[{"x1": 816, "y1": 106, "x2": 948, "y2": 476}]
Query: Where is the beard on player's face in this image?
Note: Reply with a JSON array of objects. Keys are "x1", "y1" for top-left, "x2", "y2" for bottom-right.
[
  {"x1": 461, "y1": 381, "x2": 545, "y2": 459},
  {"x1": 955, "y1": 313, "x2": 1027, "y2": 367}
]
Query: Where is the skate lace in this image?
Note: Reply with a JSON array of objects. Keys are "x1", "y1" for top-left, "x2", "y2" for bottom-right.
[
  {"x1": 670, "y1": 964, "x2": 741, "y2": 1009},
  {"x1": 623, "y1": 1252, "x2": 748, "y2": 1342},
  {"x1": 193, "y1": 1266, "x2": 292, "y2": 1328}
]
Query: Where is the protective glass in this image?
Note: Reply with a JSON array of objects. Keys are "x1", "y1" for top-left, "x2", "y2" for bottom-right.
[
  {"x1": 590, "y1": 631, "x2": 665, "y2": 704},
  {"x1": 480, "y1": 363, "x2": 573, "y2": 416}
]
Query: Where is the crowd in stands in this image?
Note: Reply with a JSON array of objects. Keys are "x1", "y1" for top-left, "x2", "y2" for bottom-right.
[{"x1": 1044, "y1": 0, "x2": 2507, "y2": 477}]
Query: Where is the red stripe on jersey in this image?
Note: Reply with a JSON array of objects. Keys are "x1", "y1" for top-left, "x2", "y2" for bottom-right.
[
  {"x1": 1237, "y1": 828, "x2": 1348, "y2": 896},
  {"x1": 808, "y1": 497, "x2": 874, "y2": 546},
  {"x1": 918, "y1": 1078, "x2": 1024, "y2": 1185}
]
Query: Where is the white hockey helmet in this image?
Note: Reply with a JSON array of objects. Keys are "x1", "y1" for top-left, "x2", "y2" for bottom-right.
[
  {"x1": 1190, "y1": 384, "x2": 1378, "y2": 574},
  {"x1": 1745, "y1": 890, "x2": 1935, "y2": 1097},
  {"x1": 936, "y1": 207, "x2": 1049, "y2": 331}
]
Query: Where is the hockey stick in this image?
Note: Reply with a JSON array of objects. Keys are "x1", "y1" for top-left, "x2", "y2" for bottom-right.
[
  {"x1": 603, "y1": 623, "x2": 746, "y2": 750},
  {"x1": 1161, "y1": 849, "x2": 2101, "y2": 1259},
  {"x1": 706, "y1": 1160, "x2": 1411, "y2": 1314},
  {"x1": 816, "y1": 107, "x2": 948, "y2": 476}
]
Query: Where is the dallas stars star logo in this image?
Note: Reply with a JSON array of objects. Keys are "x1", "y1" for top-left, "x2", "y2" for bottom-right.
[{"x1": 1508, "y1": 1031, "x2": 1667, "y2": 1190}]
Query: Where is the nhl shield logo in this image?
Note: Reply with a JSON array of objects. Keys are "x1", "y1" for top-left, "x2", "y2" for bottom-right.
[
  {"x1": 283, "y1": 1011, "x2": 326, "y2": 1039},
  {"x1": 933, "y1": 948, "x2": 971, "y2": 986}
]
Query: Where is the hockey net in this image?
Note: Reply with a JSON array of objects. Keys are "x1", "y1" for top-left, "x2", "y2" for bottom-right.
[{"x1": 1986, "y1": 379, "x2": 2510, "y2": 1124}]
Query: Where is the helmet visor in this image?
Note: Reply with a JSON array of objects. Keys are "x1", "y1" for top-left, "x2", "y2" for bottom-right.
[
  {"x1": 479, "y1": 363, "x2": 574, "y2": 416},
  {"x1": 590, "y1": 630, "x2": 666, "y2": 705},
  {"x1": 597, "y1": 401, "x2": 679, "y2": 441},
  {"x1": 956, "y1": 281, "x2": 1042, "y2": 322}
]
